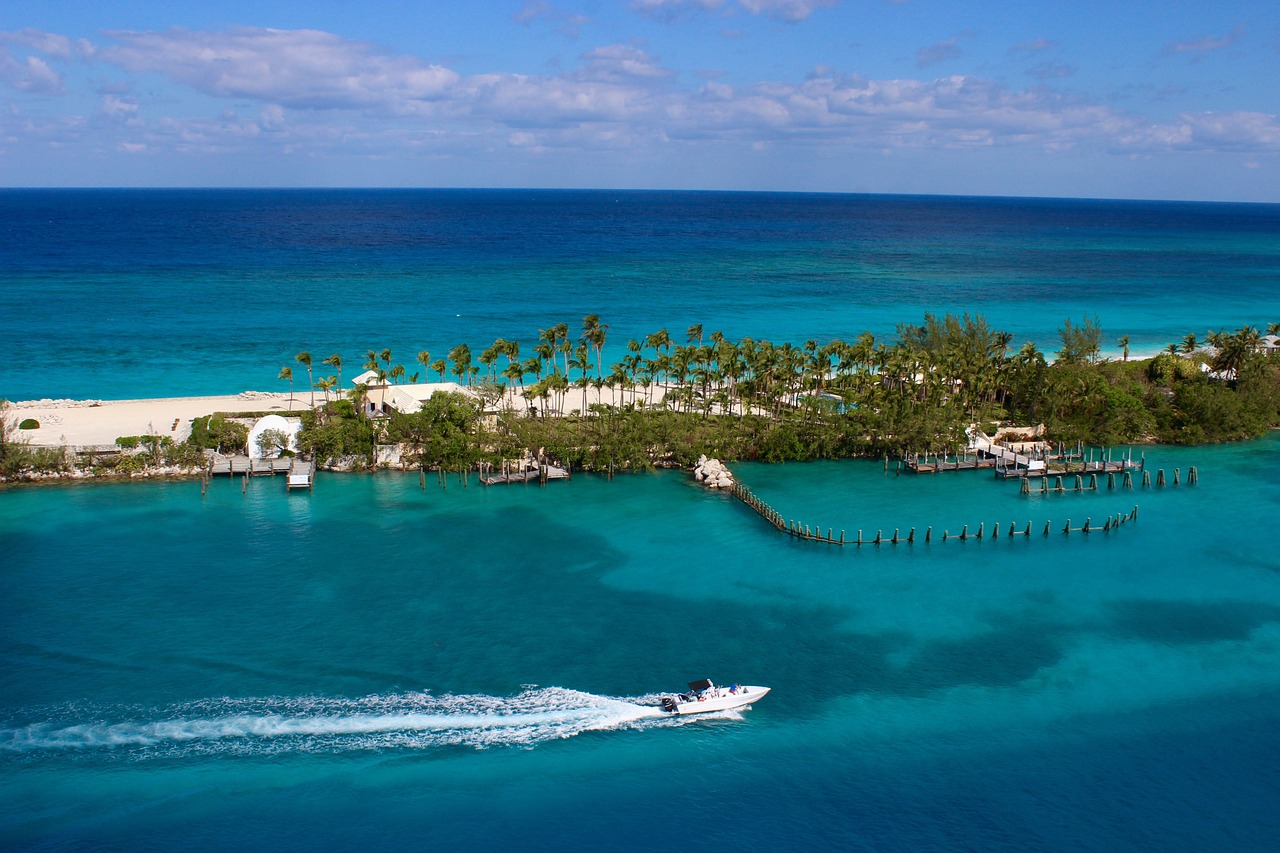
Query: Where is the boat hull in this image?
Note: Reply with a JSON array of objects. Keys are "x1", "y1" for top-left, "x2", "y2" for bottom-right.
[{"x1": 662, "y1": 686, "x2": 769, "y2": 715}]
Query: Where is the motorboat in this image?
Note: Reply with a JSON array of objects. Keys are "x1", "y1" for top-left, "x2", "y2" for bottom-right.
[{"x1": 658, "y1": 679, "x2": 769, "y2": 715}]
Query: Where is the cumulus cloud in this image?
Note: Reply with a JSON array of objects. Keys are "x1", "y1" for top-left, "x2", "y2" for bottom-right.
[
  {"x1": 7, "y1": 25, "x2": 1277, "y2": 164},
  {"x1": 1118, "y1": 111, "x2": 1280, "y2": 153}
]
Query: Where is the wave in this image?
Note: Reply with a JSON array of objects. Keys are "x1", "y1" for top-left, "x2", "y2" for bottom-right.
[{"x1": 0, "y1": 687, "x2": 705, "y2": 758}]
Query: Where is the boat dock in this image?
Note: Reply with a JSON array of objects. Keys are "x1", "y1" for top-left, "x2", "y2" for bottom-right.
[
  {"x1": 903, "y1": 429, "x2": 1141, "y2": 479},
  {"x1": 479, "y1": 457, "x2": 569, "y2": 486},
  {"x1": 203, "y1": 454, "x2": 313, "y2": 492}
]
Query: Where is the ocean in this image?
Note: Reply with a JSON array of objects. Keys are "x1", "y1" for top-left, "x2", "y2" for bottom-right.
[
  {"x1": 3, "y1": 190, "x2": 1280, "y2": 850},
  {"x1": 2, "y1": 190, "x2": 1278, "y2": 400}
]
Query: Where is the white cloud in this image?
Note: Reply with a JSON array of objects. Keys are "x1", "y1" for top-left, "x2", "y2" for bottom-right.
[
  {"x1": 101, "y1": 94, "x2": 138, "y2": 120},
  {"x1": 7, "y1": 25, "x2": 1276, "y2": 167},
  {"x1": 99, "y1": 28, "x2": 459, "y2": 111},
  {"x1": 577, "y1": 44, "x2": 673, "y2": 82},
  {"x1": 737, "y1": 0, "x2": 838, "y2": 21},
  {"x1": 631, "y1": 0, "x2": 835, "y2": 22},
  {"x1": 0, "y1": 28, "x2": 78, "y2": 60},
  {"x1": 1118, "y1": 111, "x2": 1280, "y2": 153},
  {"x1": 10, "y1": 55, "x2": 63, "y2": 94}
]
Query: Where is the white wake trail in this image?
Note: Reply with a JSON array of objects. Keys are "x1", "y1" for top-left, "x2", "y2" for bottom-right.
[{"x1": 2, "y1": 687, "x2": 673, "y2": 757}]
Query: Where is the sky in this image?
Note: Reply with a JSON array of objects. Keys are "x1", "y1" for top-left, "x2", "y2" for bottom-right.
[{"x1": 0, "y1": 1, "x2": 1277, "y2": 200}]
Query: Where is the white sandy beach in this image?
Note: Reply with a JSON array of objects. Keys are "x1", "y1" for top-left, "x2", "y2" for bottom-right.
[{"x1": 9, "y1": 393, "x2": 316, "y2": 448}]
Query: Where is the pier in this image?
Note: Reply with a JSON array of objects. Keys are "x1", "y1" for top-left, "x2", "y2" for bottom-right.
[
  {"x1": 903, "y1": 429, "x2": 1144, "y2": 481},
  {"x1": 1019, "y1": 466, "x2": 1196, "y2": 494},
  {"x1": 203, "y1": 453, "x2": 313, "y2": 492},
  {"x1": 479, "y1": 456, "x2": 570, "y2": 486}
]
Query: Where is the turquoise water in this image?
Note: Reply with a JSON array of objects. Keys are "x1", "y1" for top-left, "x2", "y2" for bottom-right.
[
  {"x1": 4, "y1": 439, "x2": 1280, "y2": 849},
  {"x1": 3, "y1": 191, "x2": 1280, "y2": 849},
  {"x1": 2, "y1": 190, "x2": 1278, "y2": 400}
]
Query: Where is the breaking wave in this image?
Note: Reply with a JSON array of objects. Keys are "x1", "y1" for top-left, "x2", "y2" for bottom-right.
[{"x1": 0, "y1": 687, "x2": 713, "y2": 758}]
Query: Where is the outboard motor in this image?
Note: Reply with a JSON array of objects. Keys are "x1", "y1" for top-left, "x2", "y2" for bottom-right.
[{"x1": 661, "y1": 696, "x2": 678, "y2": 713}]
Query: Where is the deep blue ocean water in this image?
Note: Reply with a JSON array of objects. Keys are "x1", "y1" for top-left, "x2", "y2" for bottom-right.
[
  {"x1": 2, "y1": 189, "x2": 1278, "y2": 400},
  {"x1": 3, "y1": 191, "x2": 1280, "y2": 850}
]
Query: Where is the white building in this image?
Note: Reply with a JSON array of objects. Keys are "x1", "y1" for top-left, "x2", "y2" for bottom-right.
[{"x1": 350, "y1": 369, "x2": 481, "y2": 416}]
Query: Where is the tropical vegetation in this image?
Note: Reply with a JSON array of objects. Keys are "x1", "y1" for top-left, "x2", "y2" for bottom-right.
[{"x1": 290, "y1": 314, "x2": 1280, "y2": 476}]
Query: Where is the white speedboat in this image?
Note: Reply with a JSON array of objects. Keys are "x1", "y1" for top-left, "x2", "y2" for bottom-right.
[{"x1": 658, "y1": 679, "x2": 769, "y2": 715}]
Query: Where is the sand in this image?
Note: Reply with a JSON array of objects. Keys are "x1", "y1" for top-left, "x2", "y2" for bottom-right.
[{"x1": 7, "y1": 393, "x2": 317, "y2": 448}]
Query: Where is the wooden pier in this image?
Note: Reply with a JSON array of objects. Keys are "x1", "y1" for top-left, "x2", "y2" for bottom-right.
[
  {"x1": 479, "y1": 457, "x2": 569, "y2": 486},
  {"x1": 905, "y1": 431, "x2": 1144, "y2": 480},
  {"x1": 1019, "y1": 466, "x2": 1197, "y2": 494},
  {"x1": 203, "y1": 454, "x2": 313, "y2": 492}
]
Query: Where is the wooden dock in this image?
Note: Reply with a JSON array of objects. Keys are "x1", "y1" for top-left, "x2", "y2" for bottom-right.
[
  {"x1": 480, "y1": 458, "x2": 569, "y2": 486},
  {"x1": 905, "y1": 430, "x2": 1143, "y2": 480},
  {"x1": 203, "y1": 454, "x2": 313, "y2": 491}
]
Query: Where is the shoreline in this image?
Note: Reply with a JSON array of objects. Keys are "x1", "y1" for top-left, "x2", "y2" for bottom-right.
[{"x1": 6, "y1": 392, "x2": 318, "y2": 448}]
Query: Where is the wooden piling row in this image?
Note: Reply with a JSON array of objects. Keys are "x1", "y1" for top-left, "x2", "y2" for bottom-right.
[
  {"x1": 1021, "y1": 466, "x2": 1196, "y2": 496},
  {"x1": 729, "y1": 481, "x2": 1139, "y2": 549}
]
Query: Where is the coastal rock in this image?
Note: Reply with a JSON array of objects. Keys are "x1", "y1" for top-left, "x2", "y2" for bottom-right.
[{"x1": 693, "y1": 456, "x2": 734, "y2": 489}]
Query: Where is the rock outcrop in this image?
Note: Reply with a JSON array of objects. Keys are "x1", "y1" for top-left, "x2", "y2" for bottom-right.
[{"x1": 693, "y1": 454, "x2": 734, "y2": 489}]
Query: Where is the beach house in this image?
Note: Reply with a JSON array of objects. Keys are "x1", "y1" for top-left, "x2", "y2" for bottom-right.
[{"x1": 350, "y1": 370, "x2": 482, "y2": 416}]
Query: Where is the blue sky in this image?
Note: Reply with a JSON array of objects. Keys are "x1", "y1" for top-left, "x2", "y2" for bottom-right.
[{"x1": 1, "y1": 0, "x2": 1277, "y2": 200}]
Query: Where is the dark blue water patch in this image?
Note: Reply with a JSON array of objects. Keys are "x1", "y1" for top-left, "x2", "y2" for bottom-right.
[{"x1": 1104, "y1": 599, "x2": 1280, "y2": 644}]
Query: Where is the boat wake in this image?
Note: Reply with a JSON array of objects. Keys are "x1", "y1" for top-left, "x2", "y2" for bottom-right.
[{"x1": 1, "y1": 688, "x2": 689, "y2": 759}]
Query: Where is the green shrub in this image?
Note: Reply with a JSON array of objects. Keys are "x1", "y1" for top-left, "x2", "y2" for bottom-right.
[
  {"x1": 188, "y1": 415, "x2": 249, "y2": 453},
  {"x1": 18, "y1": 418, "x2": 38, "y2": 430}
]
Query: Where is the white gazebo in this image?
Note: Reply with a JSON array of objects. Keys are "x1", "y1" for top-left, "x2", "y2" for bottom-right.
[{"x1": 247, "y1": 414, "x2": 302, "y2": 459}]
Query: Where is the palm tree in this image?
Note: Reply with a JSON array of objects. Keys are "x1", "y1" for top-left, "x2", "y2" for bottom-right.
[
  {"x1": 1181, "y1": 333, "x2": 1198, "y2": 355},
  {"x1": 416, "y1": 350, "x2": 431, "y2": 384},
  {"x1": 431, "y1": 358, "x2": 448, "y2": 383},
  {"x1": 296, "y1": 351, "x2": 314, "y2": 408},
  {"x1": 569, "y1": 341, "x2": 592, "y2": 414},
  {"x1": 448, "y1": 344, "x2": 473, "y2": 386},
  {"x1": 323, "y1": 353, "x2": 343, "y2": 397},
  {"x1": 316, "y1": 376, "x2": 336, "y2": 404},
  {"x1": 278, "y1": 366, "x2": 294, "y2": 412},
  {"x1": 1117, "y1": 334, "x2": 1130, "y2": 362},
  {"x1": 583, "y1": 314, "x2": 608, "y2": 380},
  {"x1": 552, "y1": 322, "x2": 570, "y2": 376}
]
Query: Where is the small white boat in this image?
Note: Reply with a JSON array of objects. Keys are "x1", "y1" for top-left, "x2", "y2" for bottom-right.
[{"x1": 658, "y1": 679, "x2": 770, "y2": 716}]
